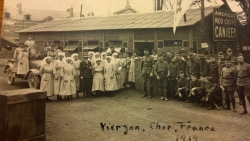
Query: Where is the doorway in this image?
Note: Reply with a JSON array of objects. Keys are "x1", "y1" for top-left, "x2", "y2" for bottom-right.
[{"x1": 134, "y1": 42, "x2": 155, "y2": 56}]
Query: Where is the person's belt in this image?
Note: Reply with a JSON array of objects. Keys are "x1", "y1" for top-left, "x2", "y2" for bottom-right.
[
  {"x1": 157, "y1": 71, "x2": 167, "y2": 74},
  {"x1": 43, "y1": 71, "x2": 53, "y2": 74},
  {"x1": 75, "y1": 68, "x2": 79, "y2": 70},
  {"x1": 237, "y1": 76, "x2": 249, "y2": 79},
  {"x1": 95, "y1": 71, "x2": 102, "y2": 73},
  {"x1": 222, "y1": 77, "x2": 233, "y2": 80}
]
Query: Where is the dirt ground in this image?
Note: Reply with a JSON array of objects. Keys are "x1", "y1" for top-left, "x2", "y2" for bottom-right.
[{"x1": 1, "y1": 65, "x2": 250, "y2": 141}]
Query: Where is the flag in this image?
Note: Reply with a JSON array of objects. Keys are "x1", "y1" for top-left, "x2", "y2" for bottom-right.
[{"x1": 173, "y1": 0, "x2": 194, "y2": 34}]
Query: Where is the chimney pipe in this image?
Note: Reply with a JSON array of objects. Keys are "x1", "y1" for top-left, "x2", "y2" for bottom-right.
[
  {"x1": 80, "y1": 5, "x2": 83, "y2": 17},
  {"x1": 18, "y1": 3, "x2": 22, "y2": 14},
  {"x1": 70, "y1": 7, "x2": 73, "y2": 17},
  {"x1": 183, "y1": 13, "x2": 187, "y2": 22}
]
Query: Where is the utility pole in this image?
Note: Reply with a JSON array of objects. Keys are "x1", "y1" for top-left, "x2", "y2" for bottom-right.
[{"x1": 201, "y1": 0, "x2": 205, "y2": 54}]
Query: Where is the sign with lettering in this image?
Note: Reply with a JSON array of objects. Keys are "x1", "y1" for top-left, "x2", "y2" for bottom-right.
[
  {"x1": 201, "y1": 43, "x2": 208, "y2": 48},
  {"x1": 213, "y1": 8, "x2": 237, "y2": 41}
]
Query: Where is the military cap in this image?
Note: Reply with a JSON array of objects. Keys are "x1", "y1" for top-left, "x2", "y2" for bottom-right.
[
  {"x1": 206, "y1": 77, "x2": 213, "y2": 82},
  {"x1": 19, "y1": 42, "x2": 24, "y2": 46},
  {"x1": 188, "y1": 52, "x2": 194, "y2": 57},
  {"x1": 143, "y1": 48, "x2": 149, "y2": 51},
  {"x1": 237, "y1": 53, "x2": 243, "y2": 57},
  {"x1": 227, "y1": 48, "x2": 232, "y2": 52},
  {"x1": 199, "y1": 54, "x2": 205, "y2": 58},
  {"x1": 210, "y1": 54, "x2": 215, "y2": 58},
  {"x1": 191, "y1": 73, "x2": 197, "y2": 78},
  {"x1": 223, "y1": 57, "x2": 231, "y2": 61},
  {"x1": 180, "y1": 48, "x2": 187, "y2": 53},
  {"x1": 218, "y1": 51, "x2": 223, "y2": 56},
  {"x1": 179, "y1": 71, "x2": 184, "y2": 74}
]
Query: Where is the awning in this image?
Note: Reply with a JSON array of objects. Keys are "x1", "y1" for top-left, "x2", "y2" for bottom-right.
[
  {"x1": 106, "y1": 47, "x2": 122, "y2": 53},
  {"x1": 82, "y1": 46, "x2": 99, "y2": 50},
  {"x1": 64, "y1": 44, "x2": 78, "y2": 51}
]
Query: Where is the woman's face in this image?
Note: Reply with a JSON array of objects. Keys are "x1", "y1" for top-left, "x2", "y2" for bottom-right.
[
  {"x1": 97, "y1": 60, "x2": 101, "y2": 65},
  {"x1": 66, "y1": 59, "x2": 71, "y2": 64},
  {"x1": 46, "y1": 58, "x2": 52, "y2": 64},
  {"x1": 74, "y1": 56, "x2": 78, "y2": 60},
  {"x1": 102, "y1": 55, "x2": 106, "y2": 59},
  {"x1": 59, "y1": 55, "x2": 64, "y2": 60},
  {"x1": 107, "y1": 58, "x2": 111, "y2": 63}
]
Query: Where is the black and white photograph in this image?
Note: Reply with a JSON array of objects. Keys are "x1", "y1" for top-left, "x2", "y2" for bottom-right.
[{"x1": 0, "y1": 0, "x2": 250, "y2": 140}]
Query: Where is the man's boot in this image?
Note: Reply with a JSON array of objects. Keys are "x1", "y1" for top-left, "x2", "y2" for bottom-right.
[
  {"x1": 232, "y1": 99, "x2": 236, "y2": 112},
  {"x1": 207, "y1": 101, "x2": 214, "y2": 110},
  {"x1": 163, "y1": 89, "x2": 168, "y2": 101},
  {"x1": 223, "y1": 99, "x2": 231, "y2": 110},
  {"x1": 240, "y1": 99, "x2": 248, "y2": 115},
  {"x1": 142, "y1": 87, "x2": 147, "y2": 98},
  {"x1": 159, "y1": 88, "x2": 163, "y2": 100},
  {"x1": 57, "y1": 95, "x2": 62, "y2": 101},
  {"x1": 76, "y1": 92, "x2": 80, "y2": 98},
  {"x1": 148, "y1": 87, "x2": 153, "y2": 98}
]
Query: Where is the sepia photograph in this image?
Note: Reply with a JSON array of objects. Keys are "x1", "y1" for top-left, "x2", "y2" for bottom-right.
[{"x1": 0, "y1": 0, "x2": 250, "y2": 140}]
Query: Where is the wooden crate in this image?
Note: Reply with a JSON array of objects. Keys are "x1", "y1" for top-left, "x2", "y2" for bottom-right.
[{"x1": 0, "y1": 89, "x2": 47, "y2": 141}]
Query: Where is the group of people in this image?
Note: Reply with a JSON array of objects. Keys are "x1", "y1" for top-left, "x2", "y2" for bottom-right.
[
  {"x1": 13, "y1": 37, "x2": 250, "y2": 115},
  {"x1": 39, "y1": 44, "x2": 138, "y2": 101},
  {"x1": 140, "y1": 47, "x2": 250, "y2": 115}
]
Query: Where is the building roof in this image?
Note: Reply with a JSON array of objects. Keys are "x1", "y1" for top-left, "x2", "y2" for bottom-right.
[
  {"x1": 2, "y1": 7, "x2": 80, "y2": 22},
  {"x1": 18, "y1": 5, "x2": 221, "y2": 33},
  {"x1": 113, "y1": 5, "x2": 138, "y2": 15}
]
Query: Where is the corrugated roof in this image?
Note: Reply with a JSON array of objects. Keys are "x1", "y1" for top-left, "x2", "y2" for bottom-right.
[
  {"x1": 18, "y1": 5, "x2": 221, "y2": 33},
  {"x1": 3, "y1": 7, "x2": 80, "y2": 21}
]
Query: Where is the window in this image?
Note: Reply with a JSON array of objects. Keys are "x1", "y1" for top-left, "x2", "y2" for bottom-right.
[
  {"x1": 183, "y1": 41, "x2": 189, "y2": 47},
  {"x1": 88, "y1": 40, "x2": 99, "y2": 46},
  {"x1": 158, "y1": 41, "x2": 164, "y2": 48},
  {"x1": 164, "y1": 40, "x2": 182, "y2": 47},
  {"x1": 78, "y1": 41, "x2": 82, "y2": 52},
  {"x1": 242, "y1": 42, "x2": 250, "y2": 51},
  {"x1": 105, "y1": 42, "x2": 109, "y2": 48},
  {"x1": 99, "y1": 41, "x2": 103, "y2": 48},
  {"x1": 122, "y1": 41, "x2": 128, "y2": 47},
  {"x1": 4, "y1": 12, "x2": 10, "y2": 18},
  {"x1": 109, "y1": 40, "x2": 122, "y2": 47}
]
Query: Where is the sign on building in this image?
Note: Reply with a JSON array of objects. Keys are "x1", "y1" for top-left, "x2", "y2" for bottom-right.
[{"x1": 213, "y1": 8, "x2": 237, "y2": 41}]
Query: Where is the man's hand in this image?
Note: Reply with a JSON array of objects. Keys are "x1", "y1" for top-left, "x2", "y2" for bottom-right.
[
  {"x1": 178, "y1": 88, "x2": 182, "y2": 91},
  {"x1": 80, "y1": 76, "x2": 83, "y2": 79},
  {"x1": 156, "y1": 76, "x2": 160, "y2": 80},
  {"x1": 150, "y1": 73, "x2": 153, "y2": 77},
  {"x1": 167, "y1": 74, "x2": 170, "y2": 77}
]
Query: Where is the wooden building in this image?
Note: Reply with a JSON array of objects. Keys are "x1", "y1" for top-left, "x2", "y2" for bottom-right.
[{"x1": 17, "y1": 4, "x2": 243, "y2": 58}]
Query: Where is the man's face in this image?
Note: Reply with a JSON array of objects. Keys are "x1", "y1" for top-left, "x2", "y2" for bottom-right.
[
  {"x1": 225, "y1": 61, "x2": 231, "y2": 67},
  {"x1": 227, "y1": 51, "x2": 232, "y2": 56},
  {"x1": 74, "y1": 56, "x2": 78, "y2": 60},
  {"x1": 158, "y1": 56, "x2": 163, "y2": 61},
  {"x1": 59, "y1": 55, "x2": 64, "y2": 60},
  {"x1": 175, "y1": 53, "x2": 179, "y2": 57},
  {"x1": 144, "y1": 51, "x2": 149, "y2": 55},
  {"x1": 28, "y1": 37, "x2": 32, "y2": 40},
  {"x1": 179, "y1": 73, "x2": 184, "y2": 78},
  {"x1": 102, "y1": 54, "x2": 106, "y2": 59},
  {"x1": 191, "y1": 76, "x2": 197, "y2": 81},
  {"x1": 89, "y1": 54, "x2": 93, "y2": 58},
  {"x1": 171, "y1": 57, "x2": 176, "y2": 62},
  {"x1": 218, "y1": 55, "x2": 224, "y2": 59},
  {"x1": 237, "y1": 56, "x2": 244, "y2": 63},
  {"x1": 97, "y1": 61, "x2": 101, "y2": 65}
]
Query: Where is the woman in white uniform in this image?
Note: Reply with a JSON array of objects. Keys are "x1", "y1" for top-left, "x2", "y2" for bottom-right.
[{"x1": 104, "y1": 56, "x2": 118, "y2": 96}]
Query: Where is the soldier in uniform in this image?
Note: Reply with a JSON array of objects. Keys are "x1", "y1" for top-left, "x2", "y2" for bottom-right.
[
  {"x1": 218, "y1": 51, "x2": 225, "y2": 76},
  {"x1": 176, "y1": 71, "x2": 188, "y2": 101},
  {"x1": 141, "y1": 48, "x2": 154, "y2": 98},
  {"x1": 226, "y1": 48, "x2": 237, "y2": 66},
  {"x1": 201, "y1": 77, "x2": 220, "y2": 110},
  {"x1": 168, "y1": 57, "x2": 179, "y2": 99},
  {"x1": 24, "y1": 35, "x2": 36, "y2": 59},
  {"x1": 199, "y1": 54, "x2": 209, "y2": 80},
  {"x1": 186, "y1": 53, "x2": 200, "y2": 80},
  {"x1": 187, "y1": 74, "x2": 203, "y2": 103},
  {"x1": 154, "y1": 54, "x2": 170, "y2": 100},
  {"x1": 236, "y1": 53, "x2": 250, "y2": 114},
  {"x1": 208, "y1": 54, "x2": 219, "y2": 83},
  {"x1": 220, "y1": 57, "x2": 237, "y2": 112}
]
